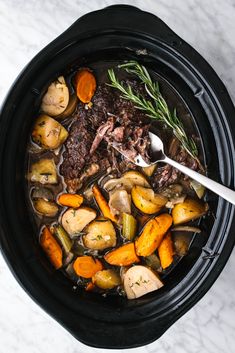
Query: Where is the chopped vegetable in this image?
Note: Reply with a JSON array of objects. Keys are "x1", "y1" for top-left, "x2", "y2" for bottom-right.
[
  {"x1": 75, "y1": 69, "x2": 96, "y2": 103},
  {"x1": 61, "y1": 206, "x2": 97, "y2": 237},
  {"x1": 172, "y1": 198, "x2": 208, "y2": 225},
  {"x1": 122, "y1": 170, "x2": 150, "y2": 187},
  {"x1": 92, "y1": 184, "x2": 117, "y2": 223},
  {"x1": 131, "y1": 185, "x2": 167, "y2": 214},
  {"x1": 56, "y1": 94, "x2": 78, "y2": 119},
  {"x1": 57, "y1": 193, "x2": 83, "y2": 208},
  {"x1": 103, "y1": 171, "x2": 150, "y2": 193},
  {"x1": 109, "y1": 189, "x2": 131, "y2": 216},
  {"x1": 173, "y1": 232, "x2": 192, "y2": 256},
  {"x1": 135, "y1": 213, "x2": 172, "y2": 257},
  {"x1": 158, "y1": 232, "x2": 174, "y2": 269},
  {"x1": 33, "y1": 198, "x2": 58, "y2": 217},
  {"x1": 171, "y1": 226, "x2": 201, "y2": 233},
  {"x1": 54, "y1": 225, "x2": 73, "y2": 253},
  {"x1": 73, "y1": 256, "x2": 103, "y2": 278},
  {"x1": 28, "y1": 158, "x2": 57, "y2": 184},
  {"x1": 104, "y1": 243, "x2": 140, "y2": 266},
  {"x1": 92, "y1": 269, "x2": 121, "y2": 289},
  {"x1": 142, "y1": 165, "x2": 156, "y2": 177},
  {"x1": 41, "y1": 76, "x2": 69, "y2": 116},
  {"x1": 40, "y1": 226, "x2": 63, "y2": 269},
  {"x1": 190, "y1": 180, "x2": 205, "y2": 199},
  {"x1": 122, "y1": 213, "x2": 137, "y2": 240},
  {"x1": 145, "y1": 253, "x2": 161, "y2": 272},
  {"x1": 123, "y1": 265, "x2": 163, "y2": 299},
  {"x1": 31, "y1": 187, "x2": 53, "y2": 201},
  {"x1": 83, "y1": 217, "x2": 116, "y2": 250},
  {"x1": 104, "y1": 177, "x2": 133, "y2": 193},
  {"x1": 32, "y1": 115, "x2": 68, "y2": 150}
]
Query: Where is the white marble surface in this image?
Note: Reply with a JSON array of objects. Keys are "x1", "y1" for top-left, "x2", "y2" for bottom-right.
[{"x1": 0, "y1": 0, "x2": 235, "y2": 352}]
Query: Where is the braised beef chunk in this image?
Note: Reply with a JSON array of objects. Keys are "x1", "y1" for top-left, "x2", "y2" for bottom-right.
[{"x1": 60, "y1": 82, "x2": 151, "y2": 191}]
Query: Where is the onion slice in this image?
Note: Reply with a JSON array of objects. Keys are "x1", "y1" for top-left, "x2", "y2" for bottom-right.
[{"x1": 171, "y1": 226, "x2": 201, "y2": 233}]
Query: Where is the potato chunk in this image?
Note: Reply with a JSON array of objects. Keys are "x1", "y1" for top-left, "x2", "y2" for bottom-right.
[
  {"x1": 172, "y1": 198, "x2": 208, "y2": 225},
  {"x1": 83, "y1": 218, "x2": 116, "y2": 250},
  {"x1": 32, "y1": 115, "x2": 68, "y2": 149},
  {"x1": 61, "y1": 207, "x2": 96, "y2": 237},
  {"x1": 41, "y1": 76, "x2": 69, "y2": 116},
  {"x1": 131, "y1": 185, "x2": 167, "y2": 214},
  {"x1": 28, "y1": 159, "x2": 57, "y2": 184},
  {"x1": 123, "y1": 265, "x2": 163, "y2": 299},
  {"x1": 33, "y1": 198, "x2": 58, "y2": 217},
  {"x1": 122, "y1": 170, "x2": 150, "y2": 187}
]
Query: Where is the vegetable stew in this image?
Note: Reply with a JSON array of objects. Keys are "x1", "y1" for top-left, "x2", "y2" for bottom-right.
[{"x1": 27, "y1": 61, "x2": 208, "y2": 299}]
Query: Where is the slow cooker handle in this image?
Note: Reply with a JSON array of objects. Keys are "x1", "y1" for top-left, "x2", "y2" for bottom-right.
[{"x1": 58, "y1": 5, "x2": 180, "y2": 47}]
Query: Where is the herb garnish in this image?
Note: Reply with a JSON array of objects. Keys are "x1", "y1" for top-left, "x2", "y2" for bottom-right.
[{"x1": 108, "y1": 61, "x2": 199, "y2": 161}]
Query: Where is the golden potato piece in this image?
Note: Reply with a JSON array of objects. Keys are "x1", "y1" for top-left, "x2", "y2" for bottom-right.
[
  {"x1": 131, "y1": 185, "x2": 167, "y2": 214},
  {"x1": 61, "y1": 207, "x2": 96, "y2": 237},
  {"x1": 41, "y1": 76, "x2": 69, "y2": 116},
  {"x1": 172, "y1": 198, "x2": 208, "y2": 225},
  {"x1": 33, "y1": 198, "x2": 58, "y2": 217},
  {"x1": 28, "y1": 158, "x2": 57, "y2": 184},
  {"x1": 92, "y1": 269, "x2": 121, "y2": 289},
  {"x1": 32, "y1": 115, "x2": 68, "y2": 150},
  {"x1": 123, "y1": 170, "x2": 150, "y2": 188},
  {"x1": 83, "y1": 218, "x2": 116, "y2": 250}
]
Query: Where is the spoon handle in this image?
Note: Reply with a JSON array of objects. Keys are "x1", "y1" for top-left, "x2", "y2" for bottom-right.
[{"x1": 164, "y1": 156, "x2": 235, "y2": 205}]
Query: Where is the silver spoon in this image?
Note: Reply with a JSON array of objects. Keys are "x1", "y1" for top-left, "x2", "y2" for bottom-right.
[{"x1": 113, "y1": 132, "x2": 235, "y2": 205}]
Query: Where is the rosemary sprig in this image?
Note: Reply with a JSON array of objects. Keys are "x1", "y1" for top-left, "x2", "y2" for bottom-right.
[{"x1": 107, "y1": 61, "x2": 198, "y2": 160}]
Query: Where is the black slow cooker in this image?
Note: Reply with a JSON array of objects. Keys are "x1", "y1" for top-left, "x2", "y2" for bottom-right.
[{"x1": 0, "y1": 5, "x2": 235, "y2": 349}]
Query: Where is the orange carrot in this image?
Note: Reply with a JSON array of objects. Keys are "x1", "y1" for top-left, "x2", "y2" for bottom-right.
[
  {"x1": 85, "y1": 281, "x2": 95, "y2": 291},
  {"x1": 40, "y1": 226, "x2": 63, "y2": 269},
  {"x1": 104, "y1": 243, "x2": 140, "y2": 266},
  {"x1": 135, "y1": 213, "x2": 172, "y2": 257},
  {"x1": 57, "y1": 193, "x2": 83, "y2": 208},
  {"x1": 75, "y1": 69, "x2": 96, "y2": 103},
  {"x1": 92, "y1": 184, "x2": 117, "y2": 223},
  {"x1": 158, "y1": 232, "x2": 174, "y2": 269},
  {"x1": 73, "y1": 256, "x2": 103, "y2": 278}
]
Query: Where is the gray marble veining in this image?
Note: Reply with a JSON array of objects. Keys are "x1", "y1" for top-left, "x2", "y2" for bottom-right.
[{"x1": 0, "y1": 1, "x2": 235, "y2": 352}]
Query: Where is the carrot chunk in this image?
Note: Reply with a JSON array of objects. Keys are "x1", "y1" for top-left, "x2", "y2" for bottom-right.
[
  {"x1": 92, "y1": 184, "x2": 117, "y2": 223},
  {"x1": 57, "y1": 193, "x2": 83, "y2": 208},
  {"x1": 75, "y1": 70, "x2": 96, "y2": 103},
  {"x1": 40, "y1": 226, "x2": 63, "y2": 269},
  {"x1": 135, "y1": 213, "x2": 172, "y2": 257},
  {"x1": 158, "y1": 232, "x2": 174, "y2": 269},
  {"x1": 104, "y1": 243, "x2": 140, "y2": 266},
  {"x1": 73, "y1": 256, "x2": 103, "y2": 278}
]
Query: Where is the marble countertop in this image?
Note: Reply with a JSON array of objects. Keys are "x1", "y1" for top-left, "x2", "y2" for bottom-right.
[{"x1": 0, "y1": 1, "x2": 235, "y2": 352}]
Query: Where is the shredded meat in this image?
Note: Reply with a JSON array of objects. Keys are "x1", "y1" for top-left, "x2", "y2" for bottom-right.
[
  {"x1": 153, "y1": 137, "x2": 201, "y2": 189},
  {"x1": 60, "y1": 81, "x2": 150, "y2": 191}
]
